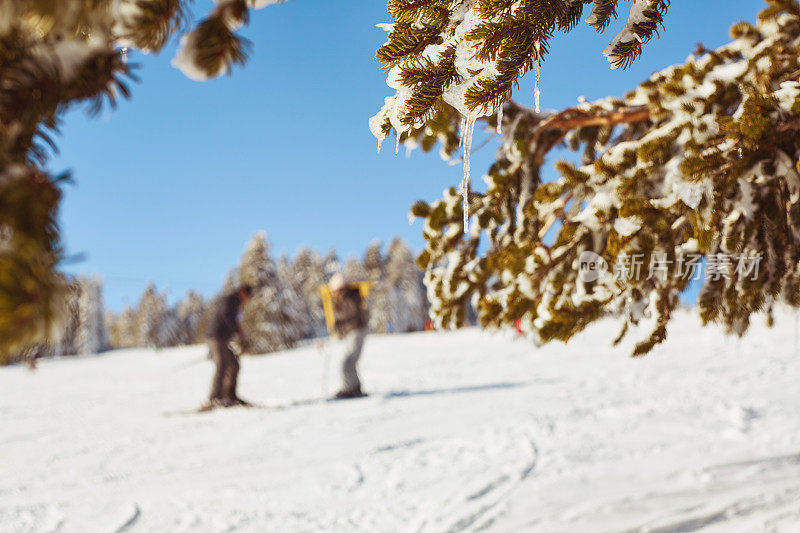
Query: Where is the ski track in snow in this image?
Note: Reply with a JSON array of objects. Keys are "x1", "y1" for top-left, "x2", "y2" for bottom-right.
[
  {"x1": 109, "y1": 504, "x2": 140, "y2": 533},
  {"x1": 1, "y1": 310, "x2": 799, "y2": 532}
]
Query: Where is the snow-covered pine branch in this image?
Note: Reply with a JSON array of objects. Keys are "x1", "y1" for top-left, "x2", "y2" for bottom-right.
[
  {"x1": 411, "y1": 2, "x2": 800, "y2": 355},
  {"x1": 371, "y1": 0, "x2": 672, "y2": 231},
  {"x1": 0, "y1": 0, "x2": 288, "y2": 358}
]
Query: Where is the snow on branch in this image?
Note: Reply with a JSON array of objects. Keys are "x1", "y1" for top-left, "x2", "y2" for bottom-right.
[{"x1": 412, "y1": 3, "x2": 800, "y2": 356}]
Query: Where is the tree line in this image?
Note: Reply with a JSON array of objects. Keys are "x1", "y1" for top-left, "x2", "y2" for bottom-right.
[{"x1": 9, "y1": 233, "x2": 428, "y2": 364}]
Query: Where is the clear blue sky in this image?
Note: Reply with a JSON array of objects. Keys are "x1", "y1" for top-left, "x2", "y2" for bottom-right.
[{"x1": 51, "y1": 0, "x2": 762, "y2": 310}]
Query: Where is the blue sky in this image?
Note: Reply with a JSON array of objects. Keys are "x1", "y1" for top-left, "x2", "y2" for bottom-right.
[{"x1": 52, "y1": 0, "x2": 762, "y2": 310}]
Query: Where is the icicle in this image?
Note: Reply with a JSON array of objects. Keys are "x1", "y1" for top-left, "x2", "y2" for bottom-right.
[
  {"x1": 459, "y1": 116, "x2": 467, "y2": 146},
  {"x1": 460, "y1": 115, "x2": 476, "y2": 233},
  {"x1": 496, "y1": 103, "x2": 503, "y2": 135},
  {"x1": 377, "y1": 136, "x2": 384, "y2": 155},
  {"x1": 534, "y1": 39, "x2": 541, "y2": 113},
  {"x1": 395, "y1": 135, "x2": 401, "y2": 155}
]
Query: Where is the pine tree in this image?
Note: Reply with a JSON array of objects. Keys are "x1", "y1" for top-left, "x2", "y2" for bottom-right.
[
  {"x1": 278, "y1": 254, "x2": 313, "y2": 339},
  {"x1": 222, "y1": 268, "x2": 240, "y2": 294},
  {"x1": 292, "y1": 248, "x2": 328, "y2": 338},
  {"x1": 136, "y1": 283, "x2": 168, "y2": 348},
  {"x1": 385, "y1": 238, "x2": 427, "y2": 333},
  {"x1": 400, "y1": 1, "x2": 800, "y2": 355},
  {"x1": 372, "y1": 0, "x2": 669, "y2": 131},
  {"x1": 177, "y1": 290, "x2": 207, "y2": 344},
  {"x1": 108, "y1": 307, "x2": 139, "y2": 349},
  {"x1": 0, "y1": 0, "x2": 286, "y2": 356},
  {"x1": 342, "y1": 257, "x2": 369, "y2": 284},
  {"x1": 363, "y1": 241, "x2": 385, "y2": 281},
  {"x1": 104, "y1": 310, "x2": 116, "y2": 348},
  {"x1": 158, "y1": 306, "x2": 183, "y2": 347},
  {"x1": 371, "y1": 0, "x2": 672, "y2": 229},
  {"x1": 363, "y1": 241, "x2": 393, "y2": 333},
  {"x1": 53, "y1": 280, "x2": 82, "y2": 357},
  {"x1": 11, "y1": 0, "x2": 799, "y2": 363},
  {"x1": 238, "y1": 231, "x2": 305, "y2": 353},
  {"x1": 76, "y1": 276, "x2": 108, "y2": 355}
]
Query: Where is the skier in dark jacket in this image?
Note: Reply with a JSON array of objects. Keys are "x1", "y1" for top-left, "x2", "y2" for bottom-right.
[
  {"x1": 202, "y1": 285, "x2": 253, "y2": 410},
  {"x1": 329, "y1": 273, "x2": 368, "y2": 399}
]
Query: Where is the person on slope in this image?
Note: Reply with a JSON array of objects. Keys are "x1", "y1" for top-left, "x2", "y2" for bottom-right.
[
  {"x1": 329, "y1": 273, "x2": 369, "y2": 399},
  {"x1": 201, "y1": 284, "x2": 253, "y2": 410}
]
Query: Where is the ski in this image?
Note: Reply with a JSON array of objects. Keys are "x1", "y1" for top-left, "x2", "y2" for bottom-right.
[{"x1": 164, "y1": 394, "x2": 371, "y2": 417}]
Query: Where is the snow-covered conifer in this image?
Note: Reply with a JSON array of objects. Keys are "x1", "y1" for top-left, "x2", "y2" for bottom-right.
[
  {"x1": 238, "y1": 231, "x2": 305, "y2": 353},
  {"x1": 371, "y1": 0, "x2": 671, "y2": 230},
  {"x1": 278, "y1": 254, "x2": 313, "y2": 340},
  {"x1": 136, "y1": 283, "x2": 168, "y2": 348},
  {"x1": 177, "y1": 291, "x2": 206, "y2": 345},
  {"x1": 76, "y1": 276, "x2": 108, "y2": 355},
  {"x1": 291, "y1": 248, "x2": 328, "y2": 338},
  {"x1": 0, "y1": 0, "x2": 290, "y2": 356},
  {"x1": 406, "y1": 2, "x2": 800, "y2": 355},
  {"x1": 342, "y1": 257, "x2": 369, "y2": 285},
  {"x1": 53, "y1": 280, "x2": 82, "y2": 356},
  {"x1": 158, "y1": 307, "x2": 183, "y2": 347},
  {"x1": 108, "y1": 307, "x2": 139, "y2": 349},
  {"x1": 385, "y1": 238, "x2": 427, "y2": 333},
  {"x1": 362, "y1": 241, "x2": 393, "y2": 333}
]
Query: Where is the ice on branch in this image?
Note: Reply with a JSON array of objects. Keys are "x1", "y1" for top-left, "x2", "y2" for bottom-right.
[{"x1": 371, "y1": 0, "x2": 673, "y2": 232}]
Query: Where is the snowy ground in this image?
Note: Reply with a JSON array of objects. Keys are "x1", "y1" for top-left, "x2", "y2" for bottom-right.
[{"x1": 2, "y1": 310, "x2": 799, "y2": 533}]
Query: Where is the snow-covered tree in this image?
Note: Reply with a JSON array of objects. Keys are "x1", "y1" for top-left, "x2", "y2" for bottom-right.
[
  {"x1": 278, "y1": 254, "x2": 313, "y2": 340},
  {"x1": 385, "y1": 238, "x2": 427, "y2": 333},
  {"x1": 394, "y1": 1, "x2": 800, "y2": 355},
  {"x1": 363, "y1": 241, "x2": 385, "y2": 281},
  {"x1": 0, "y1": 0, "x2": 287, "y2": 357},
  {"x1": 371, "y1": 0, "x2": 672, "y2": 229},
  {"x1": 362, "y1": 241, "x2": 393, "y2": 333},
  {"x1": 136, "y1": 283, "x2": 168, "y2": 348},
  {"x1": 12, "y1": 0, "x2": 798, "y2": 364},
  {"x1": 158, "y1": 306, "x2": 184, "y2": 348},
  {"x1": 177, "y1": 290, "x2": 207, "y2": 345},
  {"x1": 291, "y1": 248, "x2": 328, "y2": 338},
  {"x1": 50, "y1": 280, "x2": 82, "y2": 357},
  {"x1": 342, "y1": 257, "x2": 369, "y2": 285},
  {"x1": 76, "y1": 276, "x2": 108, "y2": 355},
  {"x1": 108, "y1": 307, "x2": 139, "y2": 349},
  {"x1": 238, "y1": 231, "x2": 305, "y2": 353}
]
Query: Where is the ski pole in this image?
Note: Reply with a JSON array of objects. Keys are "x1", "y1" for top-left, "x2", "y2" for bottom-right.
[{"x1": 318, "y1": 338, "x2": 331, "y2": 399}]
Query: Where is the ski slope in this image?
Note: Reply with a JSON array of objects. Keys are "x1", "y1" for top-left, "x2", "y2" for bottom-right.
[{"x1": 1, "y1": 310, "x2": 799, "y2": 532}]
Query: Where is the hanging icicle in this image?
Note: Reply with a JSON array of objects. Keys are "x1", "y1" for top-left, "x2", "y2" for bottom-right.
[
  {"x1": 534, "y1": 39, "x2": 542, "y2": 113},
  {"x1": 496, "y1": 103, "x2": 503, "y2": 135},
  {"x1": 460, "y1": 115, "x2": 477, "y2": 233},
  {"x1": 395, "y1": 135, "x2": 401, "y2": 155}
]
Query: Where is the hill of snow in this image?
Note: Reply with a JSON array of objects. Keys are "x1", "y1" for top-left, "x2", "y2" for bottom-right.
[{"x1": 1, "y1": 310, "x2": 799, "y2": 532}]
